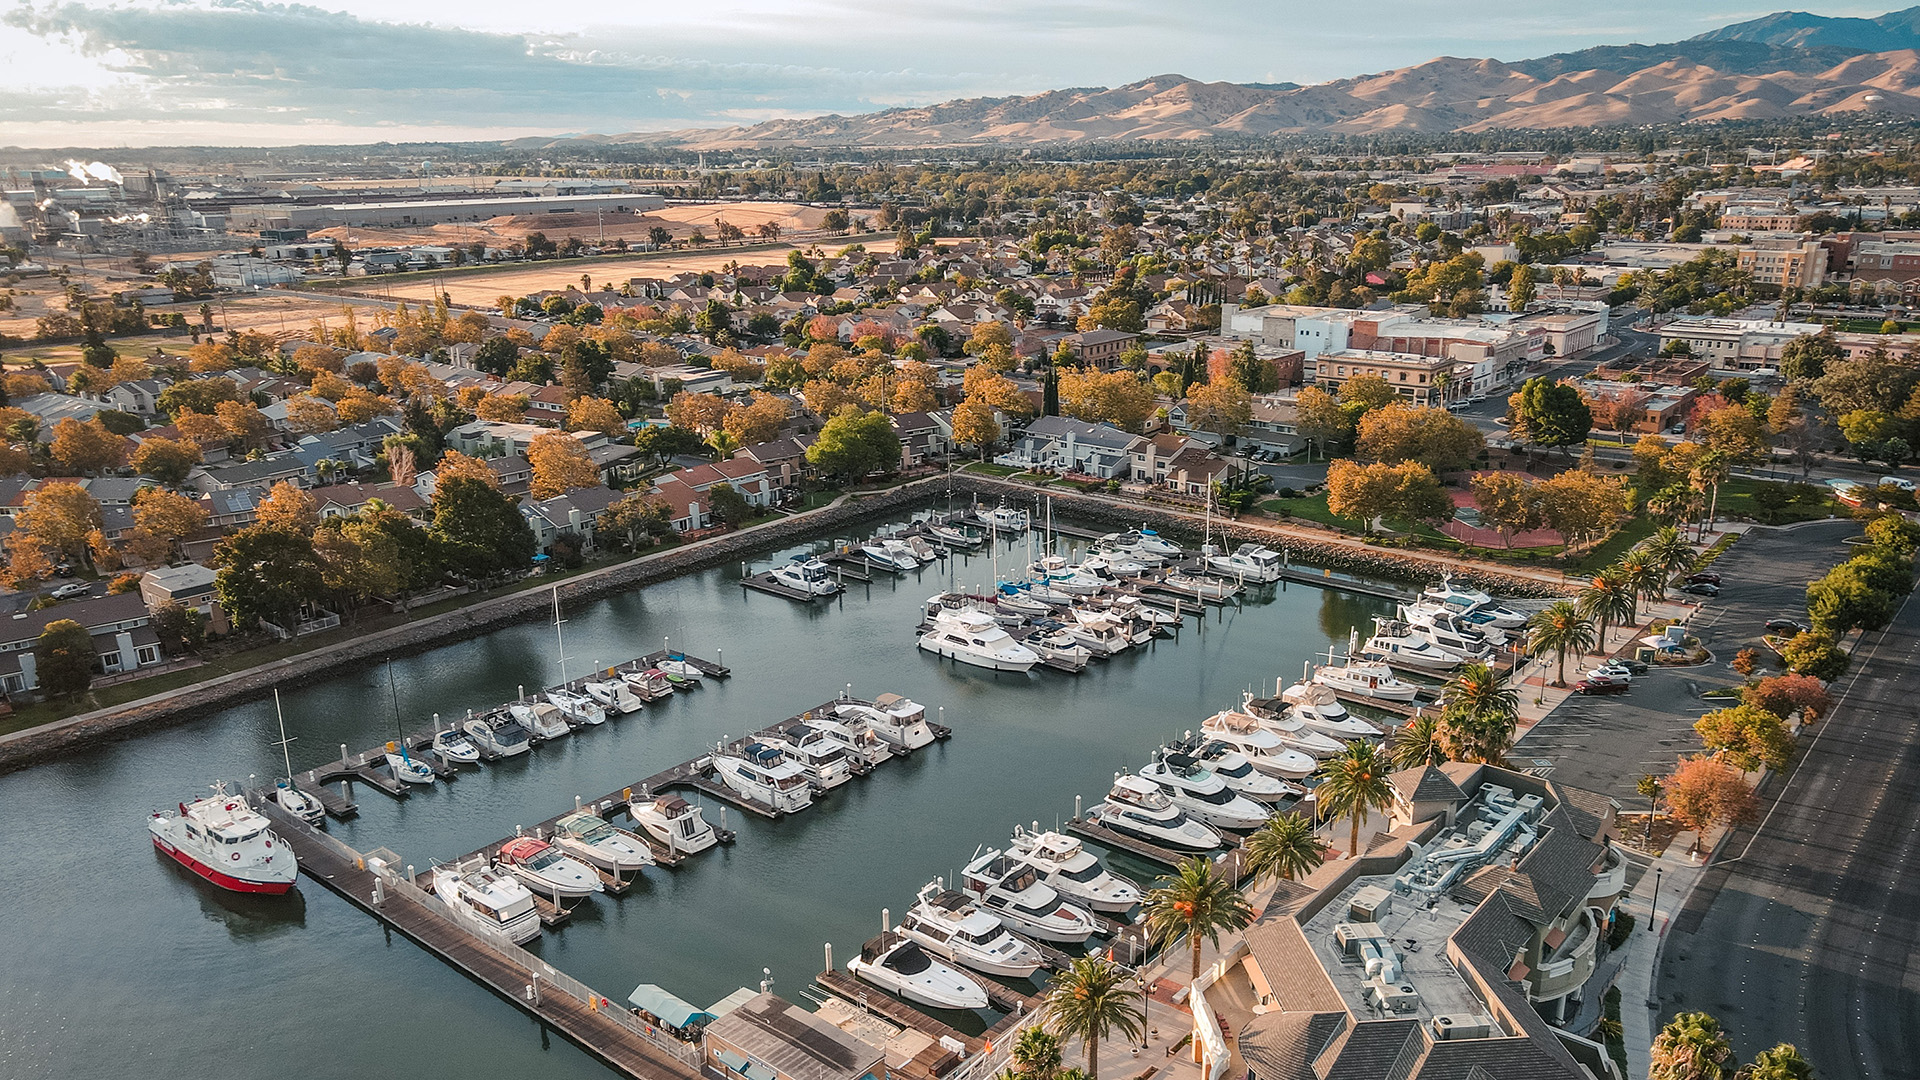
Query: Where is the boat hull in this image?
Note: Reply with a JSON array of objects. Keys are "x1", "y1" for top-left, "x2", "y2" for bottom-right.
[
  {"x1": 1316, "y1": 675, "x2": 1418, "y2": 702},
  {"x1": 847, "y1": 959, "x2": 988, "y2": 1011},
  {"x1": 151, "y1": 834, "x2": 296, "y2": 895},
  {"x1": 917, "y1": 635, "x2": 1037, "y2": 672},
  {"x1": 635, "y1": 816, "x2": 719, "y2": 855}
]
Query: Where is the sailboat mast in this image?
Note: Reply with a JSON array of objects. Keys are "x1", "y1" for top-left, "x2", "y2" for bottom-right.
[
  {"x1": 274, "y1": 687, "x2": 295, "y2": 780},
  {"x1": 552, "y1": 586, "x2": 568, "y2": 686},
  {"x1": 387, "y1": 659, "x2": 411, "y2": 764}
]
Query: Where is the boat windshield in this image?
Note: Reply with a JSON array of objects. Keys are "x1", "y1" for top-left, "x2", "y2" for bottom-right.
[
  {"x1": 1211, "y1": 758, "x2": 1253, "y2": 779},
  {"x1": 497, "y1": 722, "x2": 530, "y2": 745},
  {"x1": 576, "y1": 822, "x2": 615, "y2": 843},
  {"x1": 1012, "y1": 893, "x2": 1064, "y2": 917},
  {"x1": 1187, "y1": 786, "x2": 1236, "y2": 805},
  {"x1": 523, "y1": 848, "x2": 562, "y2": 870},
  {"x1": 1056, "y1": 862, "x2": 1108, "y2": 884}
]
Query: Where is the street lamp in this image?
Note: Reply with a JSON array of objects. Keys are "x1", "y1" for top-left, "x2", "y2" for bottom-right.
[
  {"x1": 1647, "y1": 865, "x2": 1664, "y2": 934},
  {"x1": 1136, "y1": 967, "x2": 1152, "y2": 1050}
]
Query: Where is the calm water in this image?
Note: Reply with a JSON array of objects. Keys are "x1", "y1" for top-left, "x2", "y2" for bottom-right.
[{"x1": 0, "y1": 514, "x2": 1392, "y2": 1080}]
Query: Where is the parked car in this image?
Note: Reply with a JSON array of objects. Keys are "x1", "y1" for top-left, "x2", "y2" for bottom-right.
[
  {"x1": 1764, "y1": 618, "x2": 1808, "y2": 634},
  {"x1": 1682, "y1": 582, "x2": 1721, "y2": 597},
  {"x1": 1584, "y1": 667, "x2": 1631, "y2": 685},
  {"x1": 1602, "y1": 658, "x2": 1650, "y2": 676},
  {"x1": 1880, "y1": 475, "x2": 1916, "y2": 492},
  {"x1": 49, "y1": 582, "x2": 91, "y2": 600},
  {"x1": 1686, "y1": 572, "x2": 1722, "y2": 585},
  {"x1": 1573, "y1": 679, "x2": 1629, "y2": 696}
]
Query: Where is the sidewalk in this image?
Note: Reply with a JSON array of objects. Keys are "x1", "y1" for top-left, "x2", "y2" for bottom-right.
[
  {"x1": 1509, "y1": 594, "x2": 1700, "y2": 740},
  {"x1": 1611, "y1": 844, "x2": 1710, "y2": 1080}
]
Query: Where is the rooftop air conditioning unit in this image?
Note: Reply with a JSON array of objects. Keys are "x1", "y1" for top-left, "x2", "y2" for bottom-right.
[
  {"x1": 1431, "y1": 1015, "x2": 1493, "y2": 1041},
  {"x1": 1350, "y1": 886, "x2": 1392, "y2": 922},
  {"x1": 1333, "y1": 922, "x2": 1392, "y2": 958},
  {"x1": 1365, "y1": 978, "x2": 1422, "y2": 1014}
]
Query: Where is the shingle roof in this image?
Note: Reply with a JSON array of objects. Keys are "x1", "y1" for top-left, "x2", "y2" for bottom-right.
[
  {"x1": 1240, "y1": 1011, "x2": 1346, "y2": 1080},
  {"x1": 1244, "y1": 916, "x2": 1348, "y2": 1014},
  {"x1": 1392, "y1": 764, "x2": 1467, "y2": 805},
  {"x1": 1315, "y1": 1017, "x2": 1421, "y2": 1080}
]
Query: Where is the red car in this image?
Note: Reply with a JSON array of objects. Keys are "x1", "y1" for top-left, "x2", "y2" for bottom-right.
[{"x1": 1573, "y1": 679, "x2": 1629, "y2": 696}]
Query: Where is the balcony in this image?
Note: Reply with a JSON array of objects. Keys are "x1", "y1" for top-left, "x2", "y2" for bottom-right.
[{"x1": 1586, "y1": 845, "x2": 1627, "y2": 902}]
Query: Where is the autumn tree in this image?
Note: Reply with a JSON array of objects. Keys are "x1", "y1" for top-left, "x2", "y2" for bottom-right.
[
  {"x1": 1325, "y1": 460, "x2": 1452, "y2": 533},
  {"x1": 565, "y1": 395, "x2": 626, "y2": 437},
  {"x1": 127, "y1": 436, "x2": 202, "y2": 486},
  {"x1": 528, "y1": 431, "x2": 601, "y2": 499},
  {"x1": 432, "y1": 450, "x2": 500, "y2": 490},
  {"x1": 1694, "y1": 704, "x2": 1794, "y2": 772},
  {"x1": 254, "y1": 480, "x2": 320, "y2": 533},
  {"x1": 723, "y1": 391, "x2": 790, "y2": 446},
  {"x1": 3, "y1": 532, "x2": 55, "y2": 589},
  {"x1": 1470, "y1": 472, "x2": 1545, "y2": 548},
  {"x1": 1744, "y1": 674, "x2": 1832, "y2": 723},
  {"x1": 961, "y1": 365, "x2": 1034, "y2": 418},
  {"x1": 132, "y1": 487, "x2": 210, "y2": 561},
  {"x1": 284, "y1": 395, "x2": 341, "y2": 435},
  {"x1": 49, "y1": 417, "x2": 126, "y2": 475},
  {"x1": 1293, "y1": 385, "x2": 1351, "y2": 455},
  {"x1": 215, "y1": 401, "x2": 271, "y2": 450},
  {"x1": 1356, "y1": 403, "x2": 1485, "y2": 472},
  {"x1": 665, "y1": 391, "x2": 733, "y2": 435},
  {"x1": 952, "y1": 398, "x2": 1001, "y2": 458},
  {"x1": 16, "y1": 481, "x2": 102, "y2": 562},
  {"x1": 334, "y1": 390, "x2": 397, "y2": 425},
  {"x1": 1664, "y1": 756, "x2": 1760, "y2": 853},
  {"x1": 1779, "y1": 630, "x2": 1850, "y2": 682},
  {"x1": 1057, "y1": 367, "x2": 1155, "y2": 432},
  {"x1": 475, "y1": 394, "x2": 529, "y2": 423},
  {"x1": 292, "y1": 345, "x2": 346, "y2": 377},
  {"x1": 1184, "y1": 375, "x2": 1254, "y2": 441},
  {"x1": 1537, "y1": 469, "x2": 1631, "y2": 552},
  {"x1": 601, "y1": 491, "x2": 673, "y2": 549}
]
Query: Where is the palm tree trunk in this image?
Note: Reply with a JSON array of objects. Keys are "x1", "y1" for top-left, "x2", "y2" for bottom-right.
[
  {"x1": 1555, "y1": 647, "x2": 1566, "y2": 687},
  {"x1": 1192, "y1": 934, "x2": 1203, "y2": 984},
  {"x1": 1348, "y1": 810, "x2": 1361, "y2": 856},
  {"x1": 1087, "y1": 1033, "x2": 1100, "y2": 1080}
]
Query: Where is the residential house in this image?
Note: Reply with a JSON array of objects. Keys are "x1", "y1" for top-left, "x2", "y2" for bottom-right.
[
  {"x1": 82, "y1": 476, "x2": 154, "y2": 507},
  {"x1": 98, "y1": 378, "x2": 166, "y2": 417},
  {"x1": 191, "y1": 453, "x2": 315, "y2": 493},
  {"x1": 140, "y1": 563, "x2": 230, "y2": 635},
  {"x1": 313, "y1": 482, "x2": 430, "y2": 521},
  {"x1": 995, "y1": 416, "x2": 1144, "y2": 479},
  {"x1": 887, "y1": 411, "x2": 942, "y2": 468},
  {"x1": 1065, "y1": 328, "x2": 1139, "y2": 370},
  {"x1": 735, "y1": 436, "x2": 811, "y2": 495},
  {"x1": 1160, "y1": 444, "x2": 1245, "y2": 495},
  {"x1": 522, "y1": 486, "x2": 624, "y2": 551},
  {"x1": 0, "y1": 592, "x2": 165, "y2": 695}
]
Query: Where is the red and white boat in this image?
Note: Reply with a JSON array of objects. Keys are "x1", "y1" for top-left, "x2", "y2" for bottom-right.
[{"x1": 148, "y1": 785, "x2": 298, "y2": 895}]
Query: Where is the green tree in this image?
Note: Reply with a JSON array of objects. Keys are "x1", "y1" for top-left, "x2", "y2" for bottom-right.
[
  {"x1": 1636, "y1": 774, "x2": 1664, "y2": 841},
  {"x1": 1779, "y1": 328, "x2": 1841, "y2": 382},
  {"x1": 1739, "y1": 1043, "x2": 1815, "y2": 1080},
  {"x1": 805, "y1": 408, "x2": 901, "y2": 481},
  {"x1": 1225, "y1": 340, "x2": 1278, "y2": 393},
  {"x1": 34, "y1": 618, "x2": 95, "y2": 698},
  {"x1": 1010, "y1": 1027, "x2": 1063, "y2": 1080},
  {"x1": 1242, "y1": 814, "x2": 1324, "y2": 886},
  {"x1": 1806, "y1": 563, "x2": 1896, "y2": 636},
  {"x1": 1506, "y1": 263, "x2": 1535, "y2": 310},
  {"x1": 1526, "y1": 600, "x2": 1595, "y2": 687},
  {"x1": 1694, "y1": 704, "x2": 1795, "y2": 772},
  {"x1": 1578, "y1": 570, "x2": 1639, "y2": 650},
  {"x1": 1391, "y1": 712, "x2": 1449, "y2": 769},
  {"x1": 1649, "y1": 1011, "x2": 1734, "y2": 1080},
  {"x1": 1042, "y1": 957, "x2": 1141, "y2": 1080},
  {"x1": 1779, "y1": 630, "x2": 1850, "y2": 682},
  {"x1": 430, "y1": 476, "x2": 537, "y2": 582},
  {"x1": 708, "y1": 482, "x2": 752, "y2": 528},
  {"x1": 1438, "y1": 660, "x2": 1519, "y2": 763},
  {"x1": 1316, "y1": 740, "x2": 1395, "y2": 856},
  {"x1": 211, "y1": 526, "x2": 324, "y2": 632},
  {"x1": 1141, "y1": 856, "x2": 1254, "y2": 983},
  {"x1": 1641, "y1": 527, "x2": 1696, "y2": 598},
  {"x1": 1510, "y1": 376, "x2": 1593, "y2": 452}
]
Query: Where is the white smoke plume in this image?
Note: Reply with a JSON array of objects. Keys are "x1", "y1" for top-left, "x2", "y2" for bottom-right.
[
  {"x1": 0, "y1": 204, "x2": 21, "y2": 231},
  {"x1": 61, "y1": 160, "x2": 125, "y2": 186}
]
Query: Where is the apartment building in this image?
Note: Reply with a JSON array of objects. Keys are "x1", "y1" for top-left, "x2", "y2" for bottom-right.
[
  {"x1": 1735, "y1": 239, "x2": 1826, "y2": 290},
  {"x1": 1315, "y1": 349, "x2": 1465, "y2": 405}
]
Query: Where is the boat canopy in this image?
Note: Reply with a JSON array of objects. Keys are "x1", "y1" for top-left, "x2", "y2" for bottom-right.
[{"x1": 627, "y1": 983, "x2": 713, "y2": 1028}]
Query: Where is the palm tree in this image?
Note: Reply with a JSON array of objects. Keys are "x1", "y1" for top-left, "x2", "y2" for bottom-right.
[
  {"x1": 1440, "y1": 661, "x2": 1521, "y2": 763},
  {"x1": 1043, "y1": 956, "x2": 1142, "y2": 1080},
  {"x1": 1578, "y1": 570, "x2": 1638, "y2": 652},
  {"x1": 1593, "y1": 1016, "x2": 1624, "y2": 1044},
  {"x1": 1317, "y1": 740, "x2": 1396, "y2": 857},
  {"x1": 1010, "y1": 1026, "x2": 1063, "y2": 1080},
  {"x1": 1141, "y1": 856, "x2": 1255, "y2": 984},
  {"x1": 1526, "y1": 601, "x2": 1595, "y2": 687},
  {"x1": 1643, "y1": 526, "x2": 1696, "y2": 598},
  {"x1": 1617, "y1": 549, "x2": 1663, "y2": 620},
  {"x1": 1391, "y1": 712, "x2": 1448, "y2": 770},
  {"x1": 1737, "y1": 1043, "x2": 1815, "y2": 1080},
  {"x1": 1649, "y1": 1011, "x2": 1734, "y2": 1080},
  {"x1": 1243, "y1": 814, "x2": 1325, "y2": 886}
]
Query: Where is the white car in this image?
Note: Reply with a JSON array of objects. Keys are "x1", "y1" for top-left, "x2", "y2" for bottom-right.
[
  {"x1": 1585, "y1": 666, "x2": 1631, "y2": 685},
  {"x1": 50, "y1": 583, "x2": 92, "y2": 600}
]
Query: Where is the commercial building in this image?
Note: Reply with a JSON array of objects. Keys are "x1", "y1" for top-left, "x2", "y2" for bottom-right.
[
  {"x1": 1314, "y1": 349, "x2": 1466, "y2": 406},
  {"x1": 1651, "y1": 316, "x2": 1821, "y2": 374},
  {"x1": 227, "y1": 192, "x2": 666, "y2": 232}
]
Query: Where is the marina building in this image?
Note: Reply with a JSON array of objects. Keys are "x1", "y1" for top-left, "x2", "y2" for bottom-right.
[{"x1": 705, "y1": 992, "x2": 886, "y2": 1080}]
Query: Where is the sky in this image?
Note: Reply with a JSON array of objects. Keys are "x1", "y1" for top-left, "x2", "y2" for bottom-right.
[{"x1": 0, "y1": 1, "x2": 1899, "y2": 148}]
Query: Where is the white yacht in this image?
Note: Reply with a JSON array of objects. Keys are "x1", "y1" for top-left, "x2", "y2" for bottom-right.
[
  {"x1": 628, "y1": 793, "x2": 719, "y2": 855},
  {"x1": 979, "y1": 504, "x2": 1030, "y2": 532},
  {"x1": 1279, "y1": 683, "x2": 1382, "y2": 739},
  {"x1": 511, "y1": 701, "x2": 572, "y2": 741},
  {"x1": 1027, "y1": 628, "x2": 1093, "y2": 669},
  {"x1": 1362, "y1": 619, "x2": 1469, "y2": 672},
  {"x1": 1206, "y1": 543, "x2": 1284, "y2": 583},
  {"x1": 712, "y1": 743, "x2": 814, "y2": 814},
  {"x1": 1020, "y1": 581, "x2": 1077, "y2": 607},
  {"x1": 1007, "y1": 826, "x2": 1141, "y2": 912},
  {"x1": 1132, "y1": 528, "x2": 1183, "y2": 558},
  {"x1": 919, "y1": 608, "x2": 1039, "y2": 672},
  {"x1": 1399, "y1": 601, "x2": 1505, "y2": 651},
  {"x1": 1184, "y1": 740, "x2": 1303, "y2": 801},
  {"x1": 463, "y1": 712, "x2": 532, "y2": 757},
  {"x1": 432, "y1": 726, "x2": 482, "y2": 764},
  {"x1": 270, "y1": 780, "x2": 325, "y2": 827},
  {"x1": 899, "y1": 881, "x2": 1045, "y2": 978},
  {"x1": 836, "y1": 695, "x2": 935, "y2": 751},
  {"x1": 927, "y1": 522, "x2": 984, "y2": 549},
  {"x1": 1139, "y1": 754, "x2": 1273, "y2": 830},
  {"x1": 551, "y1": 811, "x2": 655, "y2": 873},
  {"x1": 384, "y1": 742, "x2": 436, "y2": 785},
  {"x1": 1160, "y1": 571, "x2": 1237, "y2": 600},
  {"x1": 804, "y1": 710, "x2": 892, "y2": 768},
  {"x1": 1029, "y1": 556, "x2": 1105, "y2": 596},
  {"x1": 1088, "y1": 775, "x2": 1223, "y2": 851},
  {"x1": 771, "y1": 558, "x2": 842, "y2": 596},
  {"x1": 622, "y1": 667, "x2": 673, "y2": 701},
  {"x1": 1312, "y1": 659, "x2": 1419, "y2": 702},
  {"x1": 760, "y1": 723, "x2": 854, "y2": 790},
  {"x1": 657, "y1": 657, "x2": 704, "y2": 684},
  {"x1": 148, "y1": 784, "x2": 298, "y2": 895},
  {"x1": 860, "y1": 540, "x2": 920, "y2": 571},
  {"x1": 1093, "y1": 534, "x2": 1165, "y2": 568},
  {"x1": 431, "y1": 862, "x2": 541, "y2": 944},
  {"x1": 960, "y1": 848, "x2": 1096, "y2": 943},
  {"x1": 496, "y1": 837, "x2": 601, "y2": 899},
  {"x1": 583, "y1": 678, "x2": 645, "y2": 715},
  {"x1": 1063, "y1": 609, "x2": 1130, "y2": 656},
  {"x1": 1108, "y1": 594, "x2": 1178, "y2": 628},
  {"x1": 547, "y1": 687, "x2": 607, "y2": 727},
  {"x1": 1080, "y1": 552, "x2": 1148, "y2": 579},
  {"x1": 1199, "y1": 711, "x2": 1318, "y2": 779},
  {"x1": 1423, "y1": 575, "x2": 1530, "y2": 629},
  {"x1": 1240, "y1": 693, "x2": 1345, "y2": 757},
  {"x1": 994, "y1": 587, "x2": 1052, "y2": 618},
  {"x1": 847, "y1": 937, "x2": 988, "y2": 1011}
]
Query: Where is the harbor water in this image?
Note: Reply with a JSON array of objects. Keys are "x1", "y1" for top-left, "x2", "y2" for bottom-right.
[{"x1": 0, "y1": 516, "x2": 1396, "y2": 1079}]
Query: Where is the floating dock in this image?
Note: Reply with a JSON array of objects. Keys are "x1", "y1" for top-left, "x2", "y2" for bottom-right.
[{"x1": 741, "y1": 572, "x2": 842, "y2": 602}]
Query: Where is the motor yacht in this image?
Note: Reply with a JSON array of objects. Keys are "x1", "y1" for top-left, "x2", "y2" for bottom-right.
[
  {"x1": 1019, "y1": 580, "x2": 1077, "y2": 606},
  {"x1": 1088, "y1": 775, "x2": 1223, "y2": 851},
  {"x1": 1198, "y1": 710, "x2": 1318, "y2": 779},
  {"x1": 978, "y1": 504, "x2": 1030, "y2": 532},
  {"x1": 927, "y1": 522, "x2": 984, "y2": 549},
  {"x1": 430, "y1": 862, "x2": 541, "y2": 944},
  {"x1": 847, "y1": 937, "x2": 988, "y2": 1011},
  {"x1": 1422, "y1": 574, "x2": 1529, "y2": 629},
  {"x1": 994, "y1": 585, "x2": 1052, "y2": 618},
  {"x1": 1080, "y1": 552, "x2": 1148, "y2": 580},
  {"x1": 431, "y1": 726, "x2": 482, "y2": 764},
  {"x1": 384, "y1": 742, "x2": 436, "y2": 785},
  {"x1": 463, "y1": 712, "x2": 532, "y2": 757},
  {"x1": 496, "y1": 837, "x2": 601, "y2": 899},
  {"x1": 1007, "y1": 826, "x2": 1141, "y2": 912},
  {"x1": 628, "y1": 794, "x2": 719, "y2": 855},
  {"x1": 583, "y1": 678, "x2": 645, "y2": 716},
  {"x1": 510, "y1": 701, "x2": 572, "y2": 741},
  {"x1": 547, "y1": 687, "x2": 607, "y2": 727},
  {"x1": 959, "y1": 848, "x2": 1096, "y2": 943},
  {"x1": 760, "y1": 722, "x2": 854, "y2": 790},
  {"x1": 860, "y1": 540, "x2": 920, "y2": 572},
  {"x1": 1131, "y1": 528, "x2": 1183, "y2": 558},
  {"x1": 1139, "y1": 754, "x2": 1273, "y2": 830},
  {"x1": 902, "y1": 535, "x2": 941, "y2": 563},
  {"x1": 622, "y1": 667, "x2": 674, "y2": 701},
  {"x1": 771, "y1": 558, "x2": 843, "y2": 596},
  {"x1": 899, "y1": 881, "x2": 1044, "y2": 978},
  {"x1": 1063, "y1": 609, "x2": 1130, "y2": 656},
  {"x1": 1027, "y1": 627, "x2": 1093, "y2": 669},
  {"x1": 1108, "y1": 594, "x2": 1178, "y2": 628},
  {"x1": 1399, "y1": 601, "x2": 1505, "y2": 650},
  {"x1": 1205, "y1": 543, "x2": 1284, "y2": 583},
  {"x1": 836, "y1": 694, "x2": 935, "y2": 751},
  {"x1": 657, "y1": 657, "x2": 704, "y2": 684},
  {"x1": 1160, "y1": 571, "x2": 1237, "y2": 600},
  {"x1": 1361, "y1": 619, "x2": 1469, "y2": 672},
  {"x1": 270, "y1": 780, "x2": 325, "y2": 827},
  {"x1": 1279, "y1": 683, "x2": 1382, "y2": 739},
  {"x1": 1182, "y1": 739, "x2": 1303, "y2": 801},
  {"x1": 1029, "y1": 555, "x2": 1105, "y2": 596},
  {"x1": 712, "y1": 743, "x2": 814, "y2": 814},
  {"x1": 918, "y1": 608, "x2": 1039, "y2": 672},
  {"x1": 148, "y1": 784, "x2": 298, "y2": 895},
  {"x1": 1312, "y1": 659, "x2": 1419, "y2": 702},
  {"x1": 1239, "y1": 694, "x2": 1345, "y2": 757},
  {"x1": 551, "y1": 811, "x2": 654, "y2": 873},
  {"x1": 804, "y1": 709, "x2": 893, "y2": 768}
]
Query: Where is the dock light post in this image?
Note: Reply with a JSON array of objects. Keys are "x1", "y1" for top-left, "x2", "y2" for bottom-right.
[
  {"x1": 1648, "y1": 866, "x2": 1663, "y2": 934},
  {"x1": 1136, "y1": 967, "x2": 1152, "y2": 1050}
]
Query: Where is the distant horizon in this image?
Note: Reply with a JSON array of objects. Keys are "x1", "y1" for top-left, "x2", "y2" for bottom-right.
[{"x1": 0, "y1": 1, "x2": 1900, "y2": 150}]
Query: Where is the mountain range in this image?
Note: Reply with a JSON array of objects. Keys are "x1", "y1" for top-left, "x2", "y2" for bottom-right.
[{"x1": 522, "y1": 7, "x2": 1920, "y2": 148}]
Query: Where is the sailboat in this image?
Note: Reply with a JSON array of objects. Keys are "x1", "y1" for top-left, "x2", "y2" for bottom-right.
[
  {"x1": 268, "y1": 689, "x2": 324, "y2": 826},
  {"x1": 383, "y1": 661, "x2": 435, "y2": 785}
]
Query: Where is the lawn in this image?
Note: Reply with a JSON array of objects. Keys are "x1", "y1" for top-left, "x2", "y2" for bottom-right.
[
  {"x1": 962, "y1": 462, "x2": 1021, "y2": 477},
  {"x1": 1565, "y1": 512, "x2": 1659, "y2": 574},
  {"x1": 1712, "y1": 476, "x2": 1837, "y2": 525},
  {"x1": 1261, "y1": 493, "x2": 1345, "y2": 528}
]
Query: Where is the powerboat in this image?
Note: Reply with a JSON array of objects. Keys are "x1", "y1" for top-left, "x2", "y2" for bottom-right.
[
  {"x1": 1080, "y1": 552, "x2": 1148, "y2": 580},
  {"x1": 994, "y1": 585, "x2": 1052, "y2": 618},
  {"x1": 847, "y1": 936, "x2": 989, "y2": 1011},
  {"x1": 1027, "y1": 627, "x2": 1093, "y2": 669},
  {"x1": 623, "y1": 667, "x2": 674, "y2": 700},
  {"x1": 583, "y1": 677, "x2": 645, "y2": 715},
  {"x1": 1108, "y1": 594, "x2": 1178, "y2": 628},
  {"x1": 919, "y1": 608, "x2": 1039, "y2": 672},
  {"x1": 496, "y1": 836, "x2": 601, "y2": 899},
  {"x1": 927, "y1": 522, "x2": 984, "y2": 548},
  {"x1": 547, "y1": 687, "x2": 607, "y2": 727},
  {"x1": 1184, "y1": 739, "x2": 1303, "y2": 801},
  {"x1": 1362, "y1": 619, "x2": 1469, "y2": 672},
  {"x1": 1029, "y1": 555, "x2": 1104, "y2": 596},
  {"x1": 803, "y1": 710, "x2": 893, "y2": 768},
  {"x1": 860, "y1": 540, "x2": 920, "y2": 572},
  {"x1": 979, "y1": 503, "x2": 1030, "y2": 532},
  {"x1": 1239, "y1": 694, "x2": 1345, "y2": 757},
  {"x1": 463, "y1": 712, "x2": 532, "y2": 757},
  {"x1": 1131, "y1": 528, "x2": 1184, "y2": 558},
  {"x1": 1279, "y1": 683, "x2": 1382, "y2": 739},
  {"x1": 1088, "y1": 775, "x2": 1223, "y2": 851},
  {"x1": 384, "y1": 742, "x2": 436, "y2": 785},
  {"x1": 430, "y1": 862, "x2": 541, "y2": 944},
  {"x1": 1199, "y1": 710, "x2": 1318, "y2": 779},
  {"x1": 712, "y1": 743, "x2": 814, "y2": 814},
  {"x1": 551, "y1": 811, "x2": 654, "y2": 873},
  {"x1": 1206, "y1": 543, "x2": 1283, "y2": 583},
  {"x1": 1063, "y1": 609, "x2": 1130, "y2": 656},
  {"x1": 1020, "y1": 581, "x2": 1077, "y2": 607},
  {"x1": 900, "y1": 881, "x2": 1044, "y2": 978},
  {"x1": 432, "y1": 726, "x2": 483, "y2": 764},
  {"x1": 837, "y1": 694, "x2": 935, "y2": 751},
  {"x1": 1313, "y1": 659, "x2": 1420, "y2": 702},
  {"x1": 657, "y1": 657, "x2": 704, "y2": 685},
  {"x1": 511, "y1": 701, "x2": 572, "y2": 741},
  {"x1": 629, "y1": 793, "x2": 720, "y2": 855},
  {"x1": 1399, "y1": 601, "x2": 1505, "y2": 651},
  {"x1": 271, "y1": 780, "x2": 325, "y2": 827},
  {"x1": 760, "y1": 723, "x2": 854, "y2": 790},
  {"x1": 1422, "y1": 574, "x2": 1529, "y2": 629},
  {"x1": 1008, "y1": 826, "x2": 1141, "y2": 912},
  {"x1": 771, "y1": 558, "x2": 843, "y2": 596},
  {"x1": 959, "y1": 848, "x2": 1096, "y2": 943},
  {"x1": 1139, "y1": 754, "x2": 1273, "y2": 830},
  {"x1": 1160, "y1": 571, "x2": 1237, "y2": 600},
  {"x1": 149, "y1": 784, "x2": 298, "y2": 895},
  {"x1": 900, "y1": 535, "x2": 941, "y2": 563}
]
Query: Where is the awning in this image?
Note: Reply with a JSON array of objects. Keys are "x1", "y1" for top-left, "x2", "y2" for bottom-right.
[{"x1": 627, "y1": 983, "x2": 713, "y2": 1028}]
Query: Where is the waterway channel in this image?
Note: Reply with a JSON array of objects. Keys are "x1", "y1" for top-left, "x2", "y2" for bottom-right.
[{"x1": 0, "y1": 512, "x2": 1395, "y2": 1079}]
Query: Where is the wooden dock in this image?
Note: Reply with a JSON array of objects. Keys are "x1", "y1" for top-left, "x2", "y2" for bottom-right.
[
  {"x1": 256, "y1": 800, "x2": 704, "y2": 1080},
  {"x1": 816, "y1": 969, "x2": 985, "y2": 1053},
  {"x1": 1276, "y1": 566, "x2": 1417, "y2": 603}
]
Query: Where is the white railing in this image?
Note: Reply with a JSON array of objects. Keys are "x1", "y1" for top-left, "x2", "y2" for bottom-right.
[
  {"x1": 1189, "y1": 942, "x2": 1247, "y2": 1080},
  {"x1": 943, "y1": 1010, "x2": 1042, "y2": 1080}
]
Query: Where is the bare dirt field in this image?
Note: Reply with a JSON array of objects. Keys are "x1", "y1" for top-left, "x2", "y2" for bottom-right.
[{"x1": 306, "y1": 200, "x2": 850, "y2": 254}]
